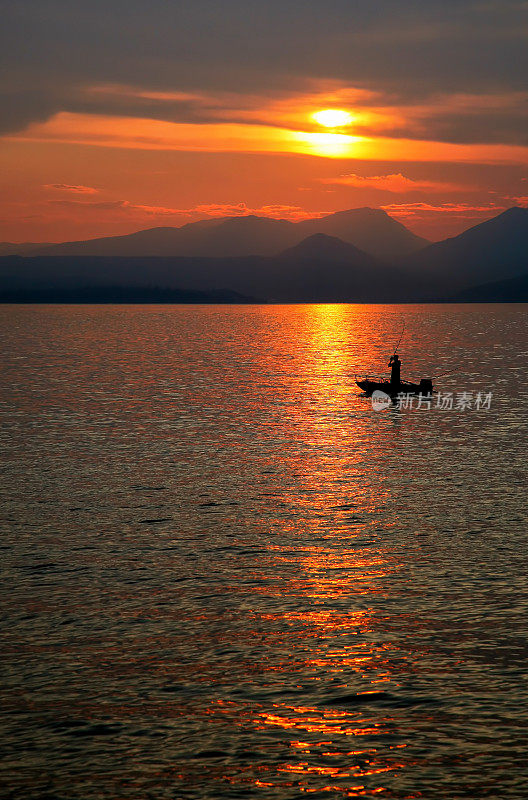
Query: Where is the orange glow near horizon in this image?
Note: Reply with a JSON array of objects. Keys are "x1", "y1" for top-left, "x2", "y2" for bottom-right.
[
  {"x1": 293, "y1": 130, "x2": 363, "y2": 158},
  {"x1": 9, "y1": 111, "x2": 528, "y2": 165},
  {"x1": 2, "y1": 82, "x2": 528, "y2": 242}
]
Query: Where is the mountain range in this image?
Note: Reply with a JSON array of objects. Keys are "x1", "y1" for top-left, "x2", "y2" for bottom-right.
[
  {"x1": 404, "y1": 206, "x2": 528, "y2": 295},
  {"x1": 2, "y1": 207, "x2": 427, "y2": 260},
  {"x1": 1, "y1": 206, "x2": 526, "y2": 302}
]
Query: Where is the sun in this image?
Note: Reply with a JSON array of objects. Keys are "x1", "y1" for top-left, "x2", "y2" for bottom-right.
[{"x1": 312, "y1": 108, "x2": 353, "y2": 128}]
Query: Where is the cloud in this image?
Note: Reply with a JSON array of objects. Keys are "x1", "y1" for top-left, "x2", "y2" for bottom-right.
[
  {"x1": 189, "y1": 203, "x2": 324, "y2": 221},
  {"x1": 320, "y1": 172, "x2": 464, "y2": 192},
  {"x1": 379, "y1": 199, "x2": 513, "y2": 237},
  {"x1": 45, "y1": 197, "x2": 320, "y2": 221},
  {"x1": 381, "y1": 201, "x2": 505, "y2": 219},
  {"x1": 48, "y1": 199, "x2": 130, "y2": 210},
  {"x1": 11, "y1": 111, "x2": 528, "y2": 164},
  {"x1": 47, "y1": 198, "x2": 183, "y2": 215},
  {"x1": 0, "y1": 88, "x2": 62, "y2": 136},
  {"x1": 391, "y1": 91, "x2": 528, "y2": 146},
  {"x1": 44, "y1": 183, "x2": 99, "y2": 194},
  {"x1": 1, "y1": 1, "x2": 527, "y2": 144},
  {"x1": 506, "y1": 196, "x2": 528, "y2": 207}
]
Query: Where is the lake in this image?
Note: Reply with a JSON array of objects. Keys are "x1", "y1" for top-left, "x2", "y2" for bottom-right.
[{"x1": 1, "y1": 303, "x2": 527, "y2": 799}]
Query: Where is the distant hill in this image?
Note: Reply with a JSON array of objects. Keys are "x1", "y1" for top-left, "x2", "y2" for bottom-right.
[
  {"x1": 0, "y1": 254, "x2": 271, "y2": 297},
  {"x1": 29, "y1": 207, "x2": 428, "y2": 260},
  {"x1": 295, "y1": 208, "x2": 426, "y2": 258},
  {"x1": 32, "y1": 216, "x2": 295, "y2": 258},
  {"x1": 450, "y1": 272, "x2": 528, "y2": 302},
  {"x1": 3, "y1": 208, "x2": 526, "y2": 302},
  {"x1": 268, "y1": 233, "x2": 410, "y2": 301},
  {"x1": 0, "y1": 285, "x2": 261, "y2": 303},
  {"x1": 0, "y1": 242, "x2": 57, "y2": 256},
  {"x1": 404, "y1": 207, "x2": 528, "y2": 294},
  {"x1": 0, "y1": 233, "x2": 410, "y2": 303},
  {"x1": 278, "y1": 232, "x2": 377, "y2": 263}
]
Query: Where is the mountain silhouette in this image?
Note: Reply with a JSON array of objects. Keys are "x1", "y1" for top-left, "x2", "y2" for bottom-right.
[
  {"x1": 405, "y1": 206, "x2": 528, "y2": 294},
  {"x1": 0, "y1": 232, "x2": 409, "y2": 303},
  {"x1": 29, "y1": 216, "x2": 293, "y2": 257},
  {"x1": 451, "y1": 272, "x2": 528, "y2": 302},
  {"x1": 266, "y1": 233, "x2": 410, "y2": 301},
  {"x1": 31, "y1": 207, "x2": 427, "y2": 260},
  {"x1": 278, "y1": 232, "x2": 377, "y2": 264},
  {"x1": 295, "y1": 208, "x2": 426, "y2": 258},
  {"x1": 3, "y1": 207, "x2": 526, "y2": 302},
  {"x1": 0, "y1": 285, "x2": 260, "y2": 304},
  {"x1": 0, "y1": 242, "x2": 57, "y2": 256}
]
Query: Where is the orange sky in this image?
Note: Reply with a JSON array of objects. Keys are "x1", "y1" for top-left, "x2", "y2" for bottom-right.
[{"x1": 2, "y1": 2, "x2": 528, "y2": 243}]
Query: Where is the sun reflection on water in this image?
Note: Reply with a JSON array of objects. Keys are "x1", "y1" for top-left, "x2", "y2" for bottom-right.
[
  {"x1": 214, "y1": 306, "x2": 412, "y2": 796},
  {"x1": 4, "y1": 305, "x2": 524, "y2": 798}
]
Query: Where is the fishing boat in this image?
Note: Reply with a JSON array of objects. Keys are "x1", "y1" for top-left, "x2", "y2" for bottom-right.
[
  {"x1": 355, "y1": 324, "x2": 433, "y2": 397},
  {"x1": 355, "y1": 375, "x2": 433, "y2": 397}
]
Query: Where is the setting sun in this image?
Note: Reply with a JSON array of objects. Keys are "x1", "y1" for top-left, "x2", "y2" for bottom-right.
[{"x1": 312, "y1": 108, "x2": 353, "y2": 128}]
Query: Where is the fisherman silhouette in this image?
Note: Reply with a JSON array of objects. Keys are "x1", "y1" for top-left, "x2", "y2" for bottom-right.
[{"x1": 388, "y1": 353, "x2": 401, "y2": 388}]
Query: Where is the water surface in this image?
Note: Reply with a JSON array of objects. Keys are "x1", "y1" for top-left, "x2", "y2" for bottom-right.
[{"x1": 1, "y1": 303, "x2": 527, "y2": 799}]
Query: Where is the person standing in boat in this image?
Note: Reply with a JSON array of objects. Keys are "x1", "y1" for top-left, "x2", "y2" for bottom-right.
[{"x1": 388, "y1": 353, "x2": 401, "y2": 389}]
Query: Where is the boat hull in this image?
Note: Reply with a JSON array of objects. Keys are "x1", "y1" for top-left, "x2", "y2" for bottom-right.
[{"x1": 356, "y1": 379, "x2": 433, "y2": 397}]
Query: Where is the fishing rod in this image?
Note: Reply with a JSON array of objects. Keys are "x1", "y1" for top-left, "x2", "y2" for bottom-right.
[
  {"x1": 393, "y1": 323, "x2": 405, "y2": 355},
  {"x1": 351, "y1": 323, "x2": 405, "y2": 378}
]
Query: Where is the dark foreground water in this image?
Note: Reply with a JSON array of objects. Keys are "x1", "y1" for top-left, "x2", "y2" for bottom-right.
[{"x1": 1, "y1": 304, "x2": 527, "y2": 800}]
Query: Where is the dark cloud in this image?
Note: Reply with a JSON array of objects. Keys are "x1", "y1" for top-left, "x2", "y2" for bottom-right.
[
  {"x1": 0, "y1": 90, "x2": 62, "y2": 135},
  {"x1": 411, "y1": 107, "x2": 528, "y2": 146},
  {"x1": 1, "y1": 0, "x2": 527, "y2": 141}
]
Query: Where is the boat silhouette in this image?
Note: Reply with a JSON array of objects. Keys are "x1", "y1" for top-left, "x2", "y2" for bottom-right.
[
  {"x1": 356, "y1": 334, "x2": 433, "y2": 397},
  {"x1": 355, "y1": 375, "x2": 434, "y2": 397}
]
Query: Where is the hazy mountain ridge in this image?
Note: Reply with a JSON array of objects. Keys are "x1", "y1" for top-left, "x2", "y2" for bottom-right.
[
  {"x1": 1, "y1": 207, "x2": 526, "y2": 302},
  {"x1": 0, "y1": 285, "x2": 260, "y2": 304},
  {"x1": 0, "y1": 242, "x2": 57, "y2": 256},
  {"x1": 0, "y1": 232, "x2": 410, "y2": 302},
  {"x1": 293, "y1": 208, "x2": 426, "y2": 258},
  {"x1": 404, "y1": 207, "x2": 528, "y2": 294},
  {"x1": 451, "y1": 272, "x2": 528, "y2": 302},
  {"x1": 265, "y1": 233, "x2": 412, "y2": 301},
  {"x1": 26, "y1": 207, "x2": 428, "y2": 260},
  {"x1": 278, "y1": 232, "x2": 377, "y2": 263}
]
